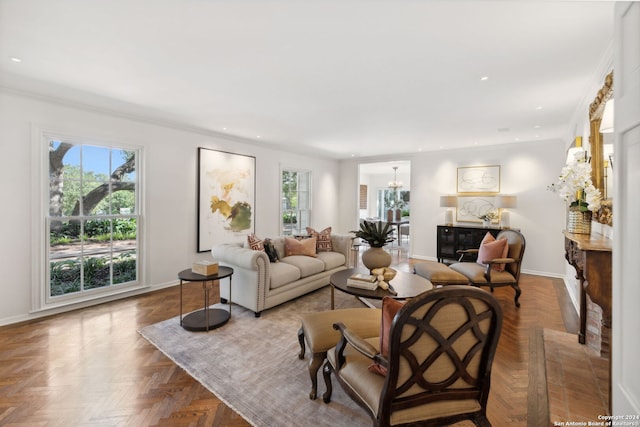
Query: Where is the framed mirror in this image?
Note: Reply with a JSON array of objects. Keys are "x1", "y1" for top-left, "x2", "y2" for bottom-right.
[{"x1": 588, "y1": 71, "x2": 613, "y2": 226}]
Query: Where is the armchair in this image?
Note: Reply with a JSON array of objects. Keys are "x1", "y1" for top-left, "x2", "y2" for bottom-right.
[
  {"x1": 449, "y1": 229, "x2": 526, "y2": 307},
  {"x1": 322, "y1": 286, "x2": 503, "y2": 427}
]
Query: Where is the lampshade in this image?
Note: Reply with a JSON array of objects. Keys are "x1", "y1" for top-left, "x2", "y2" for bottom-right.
[
  {"x1": 440, "y1": 195, "x2": 458, "y2": 207},
  {"x1": 495, "y1": 195, "x2": 517, "y2": 209}
]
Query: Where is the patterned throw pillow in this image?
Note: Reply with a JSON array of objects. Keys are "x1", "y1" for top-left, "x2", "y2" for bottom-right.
[
  {"x1": 284, "y1": 237, "x2": 317, "y2": 257},
  {"x1": 306, "y1": 226, "x2": 333, "y2": 252},
  {"x1": 476, "y1": 232, "x2": 509, "y2": 271},
  {"x1": 247, "y1": 233, "x2": 265, "y2": 252},
  {"x1": 263, "y1": 238, "x2": 279, "y2": 263}
]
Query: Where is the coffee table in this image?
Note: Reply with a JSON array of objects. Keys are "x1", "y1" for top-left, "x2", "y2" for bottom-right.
[
  {"x1": 329, "y1": 268, "x2": 433, "y2": 309},
  {"x1": 178, "y1": 266, "x2": 233, "y2": 332}
]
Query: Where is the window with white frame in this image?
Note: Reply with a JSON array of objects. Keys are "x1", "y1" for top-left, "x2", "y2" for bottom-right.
[
  {"x1": 281, "y1": 168, "x2": 311, "y2": 236},
  {"x1": 46, "y1": 136, "x2": 140, "y2": 304}
]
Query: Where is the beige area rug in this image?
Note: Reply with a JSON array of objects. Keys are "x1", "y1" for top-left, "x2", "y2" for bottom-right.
[{"x1": 139, "y1": 286, "x2": 377, "y2": 427}]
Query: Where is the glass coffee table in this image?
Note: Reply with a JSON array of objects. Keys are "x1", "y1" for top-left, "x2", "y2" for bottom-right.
[{"x1": 329, "y1": 268, "x2": 433, "y2": 309}]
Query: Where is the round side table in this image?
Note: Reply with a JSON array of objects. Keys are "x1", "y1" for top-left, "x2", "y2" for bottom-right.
[{"x1": 178, "y1": 266, "x2": 233, "y2": 332}]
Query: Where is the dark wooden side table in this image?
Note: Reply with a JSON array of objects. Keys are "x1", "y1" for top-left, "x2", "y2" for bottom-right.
[{"x1": 178, "y1": 266, "x2": 233, "y2": 332}]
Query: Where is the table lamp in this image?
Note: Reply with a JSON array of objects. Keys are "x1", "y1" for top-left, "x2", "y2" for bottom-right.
[
  {"x1": 495, "y1": 195, "x2": 517, "y2": 228},
  {"x1": 440, "y1": 195, "x2": 457, "y2": 226}
]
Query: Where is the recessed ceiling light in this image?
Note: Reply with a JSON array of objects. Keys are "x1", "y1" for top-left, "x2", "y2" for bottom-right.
[
  {"x1": 533, "y1": 125, "x2": 541, "y2": 129},
  {"x1": 256, "y1": 135, "x2": 261, "y2": 139},
  {"x1": 515, "y1": 137, "x2": 520, "y2": 141},
  {"x1": 480, "y1": 76, "x2": 489, "y2": 81},
  {"x1": 535, "y1": 106, "x2": 543, "y2": 110},
  {"x1": 10, "y1": 57, "x2": 22, "y2": 63},
  {"x1": 222, "y1": 127, "x2": 227, "y2": 131}
]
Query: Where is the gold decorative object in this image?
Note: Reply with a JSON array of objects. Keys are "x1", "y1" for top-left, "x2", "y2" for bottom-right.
[{"x1": 567, "y1": 208, "x2": 592, "y2": 235}]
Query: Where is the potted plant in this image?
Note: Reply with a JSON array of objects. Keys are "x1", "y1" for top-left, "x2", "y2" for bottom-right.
[
  {"x1": 548, "y1": 148, "x2": 602, "y2": 234},
  {"x1": 352, "y1": 220, "x2": 395, "y2": 272}
]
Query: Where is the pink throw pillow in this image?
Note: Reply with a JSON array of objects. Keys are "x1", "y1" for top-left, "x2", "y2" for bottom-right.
[
  {"x1": 284, "y1": 237, "x2": 318, "y2": 257},
  {"x1": 368, "y1": 297, "x2": 405, "y2": 376},
  {"x1": 476, "y1": 232, "x2": 509, "y2": 271}
]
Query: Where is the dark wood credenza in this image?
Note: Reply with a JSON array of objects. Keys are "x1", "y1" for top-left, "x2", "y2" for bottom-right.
[
  {"x1": 436, "y1": 225, "x2": 502, "y2": 263},
  {"x1": 563, "y1": 230, "x2": 612, "y2": 353}
]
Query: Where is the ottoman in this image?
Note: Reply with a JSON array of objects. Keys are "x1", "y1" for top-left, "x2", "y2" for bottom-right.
[
  {"x1": 298, "y1": 308, "x2": 381, "y2": 399},
  {"x1": 413, "y1": 260, "x2": 469, "y2": 286}
]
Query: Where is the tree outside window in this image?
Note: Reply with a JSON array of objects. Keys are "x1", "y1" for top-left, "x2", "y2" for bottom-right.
[{"x1": 48, "y1": 140, "x2": 139, "y2": 300}]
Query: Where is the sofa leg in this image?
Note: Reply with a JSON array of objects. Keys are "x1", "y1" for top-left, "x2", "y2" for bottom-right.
[
  {"x1": 254, "y1": 311, "x2": 261, "y2": 318},
  {"x1": 220, "y1": 297, "x2": 228, "y2": 304}
]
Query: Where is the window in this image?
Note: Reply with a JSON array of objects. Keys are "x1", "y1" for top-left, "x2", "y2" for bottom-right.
[
  {"x1": 281, "y1": 168, "x2": 311, "y2": 236},
  {"x1": 46, "y1": 136, "x2": 140, "y2": 304}
]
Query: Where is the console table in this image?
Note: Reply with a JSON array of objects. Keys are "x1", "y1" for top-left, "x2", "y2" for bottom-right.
[
  {"x1": 563, "y1": 231, "x2": 612, "y2": 352},
  {"x1": 436, "y1": 225, "x2": 501, "y2": 263}
]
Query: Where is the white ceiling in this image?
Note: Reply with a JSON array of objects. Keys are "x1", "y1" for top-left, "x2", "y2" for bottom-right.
[{"x1": 0, "y1": 0, "x2": 614, "y2": 159}]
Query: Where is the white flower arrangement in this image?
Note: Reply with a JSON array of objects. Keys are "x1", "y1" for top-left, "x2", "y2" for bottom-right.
[
  {"x1": 548, "y1": 148, "x2": 602, "y2": 212},
  {"x1": 477, "y1": 210, "x2": 498, "y2": 221}
]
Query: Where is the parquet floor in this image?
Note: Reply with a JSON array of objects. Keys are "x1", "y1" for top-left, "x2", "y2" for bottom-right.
[{"x1": 0, "y1": 252, "x2": 581, "y2": 426}]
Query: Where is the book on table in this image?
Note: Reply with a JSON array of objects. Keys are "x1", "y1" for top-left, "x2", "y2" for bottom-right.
[{"x1": 347, "y1": 273, "x2": 378, "y2": 290}]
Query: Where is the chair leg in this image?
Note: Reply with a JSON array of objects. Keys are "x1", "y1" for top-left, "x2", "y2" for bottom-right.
[
  {"x1": 472, "y1": 415, "x2": 492, "y2": 427},
  {"x1": 322, "y1": 361, "x2": 334, "y2": 403},
  {"x1": 308, "y1": 353, "x2": 325, "y2": 400},
  {"x1": 512, "y1": 284, "x2": 521, "y2": 307},
  {"x1": 297, "y1": 327, "x2": 305, "y2": 360}
]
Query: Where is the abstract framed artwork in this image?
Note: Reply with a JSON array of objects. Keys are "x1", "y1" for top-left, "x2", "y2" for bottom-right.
[
  {"x1": 456, "y1": 196, "x2": 498, "y2": 223},
  {"x1": 197, "y1": 148, "x2": 256, "y2": 252},
  {"x1": 457, "y1": 165, "x2": 501, "y2": 194}
]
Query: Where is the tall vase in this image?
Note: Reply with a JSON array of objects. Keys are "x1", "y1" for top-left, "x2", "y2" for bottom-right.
[
  {"x1": 567, "y1": 207, "x2": 592, "y2": 234},
  {"x1": 395, "y1": 208, "x2": 402, "y2": 221},
  {"x1": 361, "y1": 247, "x2": 392, "y2": 273},
  {"x1": 386, "y1": 209, "x2": 394, "y2": 222}
]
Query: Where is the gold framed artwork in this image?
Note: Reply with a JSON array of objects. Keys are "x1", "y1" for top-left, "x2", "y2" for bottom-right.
[
  {"x1": 197, "y1": 148, "x2": 256, "y2": 252},
  {"x1": 457, "y1": 165, "x2": 500, "y2": 194},
  {"x1": 456, "y1": 196, "x2": 498, "y2": 224}
]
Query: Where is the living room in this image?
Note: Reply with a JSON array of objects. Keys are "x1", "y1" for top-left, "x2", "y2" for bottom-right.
[{"x1": 1, "y1": 0, "x2": 639, "y2": 424}]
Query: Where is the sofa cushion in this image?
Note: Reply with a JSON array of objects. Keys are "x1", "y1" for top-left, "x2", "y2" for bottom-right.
[
  {"x1": 269, "y1": 261, "x2": 302, "y2": 289},
  {"x1": 280, "y1": 255, "x2": 325, "y2": 278},
  {"x1": 316, "y1": 251, "x2": 346, "y2": 271},
  {"x1": 306, "y1": 226, "x2": 333, "y2": 252},
  {"x1": 285, "y1": 237, "x2": 317, "y2": 257}
]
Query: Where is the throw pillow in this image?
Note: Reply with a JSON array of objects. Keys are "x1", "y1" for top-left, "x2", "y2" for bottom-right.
[
  {"x1": 263, "y1": 238, "x2": 279, "y2": 263},
  {"x1": 284, "y1": 237, "x2": 318, "y2": 257},
  {"x1": 476, "y1": 232, "x2": 509, "y2": 271},
  {"x1": 306, "y1": 226, "x2": 333, "y2": 252},
  {"x1": 247, "y1": 233, "x2": 265, "y2": 252},
  {"x1": 368, "y1": 296, "x2": 405, "y2": 376}
]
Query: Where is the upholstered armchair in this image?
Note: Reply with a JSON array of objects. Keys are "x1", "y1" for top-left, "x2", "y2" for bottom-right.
[
  {"x1": 322, "y1": 286, "x2": 503, "y2": 427},
  {"x1": 449, "y1": 229, "x2": 526, "y2": 307}
]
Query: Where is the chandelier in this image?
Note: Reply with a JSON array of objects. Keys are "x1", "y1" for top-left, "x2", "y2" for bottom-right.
[{"x1": 388, "y1": 166, "x2": 403, "y2": 189}]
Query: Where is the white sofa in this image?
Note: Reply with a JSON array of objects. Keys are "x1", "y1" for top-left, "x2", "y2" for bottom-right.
[{"x1": 211, "y1": 233, "x2": 353, "y2": 316}]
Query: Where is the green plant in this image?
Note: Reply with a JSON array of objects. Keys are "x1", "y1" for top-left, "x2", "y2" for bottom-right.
[{"x1": 352, "y1": 220, "x2": 395, "y2": 248}]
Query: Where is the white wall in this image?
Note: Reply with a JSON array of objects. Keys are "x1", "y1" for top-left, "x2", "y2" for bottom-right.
[
  {"x1": 0, "y1": 90, "x2": 341, "y2": 325},
  {"x1": 339, "y1": 140, "x2": 568, "y2": 276}
]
